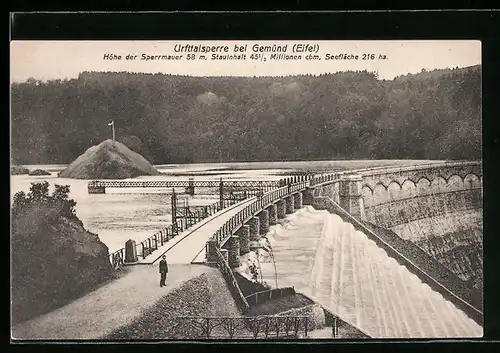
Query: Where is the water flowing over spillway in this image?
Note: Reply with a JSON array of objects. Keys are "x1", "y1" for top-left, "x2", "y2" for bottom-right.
[{"x1": 259, "y1": 207, "x2": 483, "y2": 338}]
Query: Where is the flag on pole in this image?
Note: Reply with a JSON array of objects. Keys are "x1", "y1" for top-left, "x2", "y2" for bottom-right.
[{"x1": 108, "y1": 120, "x2": 115, "y2": 141}]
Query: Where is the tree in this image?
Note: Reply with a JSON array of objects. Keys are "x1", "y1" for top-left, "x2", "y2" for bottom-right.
[
  {"x1": 52, "y1": 184, "x2": 77, "y2": 219},
  {"x1": 11, "y1": 191, "x2": 27, "y2": 216},
  {"x1": 27, "y1": 181, "x2": 50, "y2": 203},
  {"x1": 11, "y1": 182, "x2": 77, "y2": 221}
]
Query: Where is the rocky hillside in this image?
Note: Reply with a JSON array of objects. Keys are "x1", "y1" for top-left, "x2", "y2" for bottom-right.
[
  {"x1": 58, "y1": 139, "x2": 161, "y2": 179},
  {"x1": 11, "y1": 182, "x2": 115, "y2": 324}
]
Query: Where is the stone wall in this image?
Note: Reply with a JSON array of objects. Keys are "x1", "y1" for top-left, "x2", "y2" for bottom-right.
[
  {"x1": 414, "y1": 228, "x2": 483, "y2": 289},
  {"x1": 362, "y1": 172, "x2": 481, "y2": 209},
  {"x1": 364, "y1": 189, "x2": 482, "y2": 233}
]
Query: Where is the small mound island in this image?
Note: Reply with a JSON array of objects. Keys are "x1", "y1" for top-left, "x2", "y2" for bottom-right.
[
  {"x1": 58, "y1": 139, "x2": 161, "y2": 179},
  {"x1": 29, "y1": 169, "x2": 51, "y2": 176},
  {"x1": 11, "y1": 165, "x2": 30, "y2": 175}
]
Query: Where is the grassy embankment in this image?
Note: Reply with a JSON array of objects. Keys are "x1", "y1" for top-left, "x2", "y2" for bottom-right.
[
  {"x1": 105, "y1": 267, "x2": 368, "y2": 340},
  {"x1": 104, "y1": 268, "x2": 241, "y2": 340}
]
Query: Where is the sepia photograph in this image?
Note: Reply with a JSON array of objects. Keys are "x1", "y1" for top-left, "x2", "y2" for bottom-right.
[{"x1": 10, "y1": 39, "x2": 483, "y2": 341}]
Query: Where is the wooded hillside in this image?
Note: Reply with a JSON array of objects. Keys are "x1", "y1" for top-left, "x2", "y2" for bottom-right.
[{"x1": 11, "y1": 66, "x2": 481, "y2": 164}]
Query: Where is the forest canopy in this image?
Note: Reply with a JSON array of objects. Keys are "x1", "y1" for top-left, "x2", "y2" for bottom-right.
[{"x1": 10, "y1": 66, "x2": 481, "y2": 165}]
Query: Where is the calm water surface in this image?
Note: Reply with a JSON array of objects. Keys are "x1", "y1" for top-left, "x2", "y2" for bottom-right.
[{"x1": 11, "y1": 160, "x2": 435, "y2": 252}]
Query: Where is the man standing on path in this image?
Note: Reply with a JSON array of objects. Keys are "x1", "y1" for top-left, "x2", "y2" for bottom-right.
[{"x1": 159, "y1": 255, "x2": 168, "y2": 287}]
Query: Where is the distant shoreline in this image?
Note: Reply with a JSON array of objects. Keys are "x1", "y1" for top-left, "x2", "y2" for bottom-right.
[{"x1": 17, "y1": 159, "x2": 452, "y2": 172}]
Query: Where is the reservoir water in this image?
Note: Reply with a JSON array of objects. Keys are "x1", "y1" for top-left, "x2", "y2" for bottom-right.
[{"x1": 10, "y1": 160, "x2": 436, "y2": 253}]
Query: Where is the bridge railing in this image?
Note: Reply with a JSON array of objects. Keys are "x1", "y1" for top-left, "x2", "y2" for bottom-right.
[
  {"x1": 310, "y1": 172, "x2": 343, "y2": 186},
  {"x1": 307, "y1": 161, "x2": 482, "y2": 187},
  {"x1": 213, "y1": 180, "x2": 310, "y2": 245},
  {"x1": 171, "y1": 315, "x2": 309, "y2": 339},
  {"x1": 215, "y1": 247, "x2": 251, "y2": 312},
  {"x1": 88, "y1": 179, "x2": 283, "y2": 190},
  {"x1": 135, "y1": 198, "x2": 243, "y2": 260},
  {"x1": 109, "y1": 248, "x2": 125, "y2": 270},
  {"x1": 355, "y1": 160, "x2": 482, "y2": 177},
  {"x1": 244, "y1": 287, "x2": 296, "y2": 307}
]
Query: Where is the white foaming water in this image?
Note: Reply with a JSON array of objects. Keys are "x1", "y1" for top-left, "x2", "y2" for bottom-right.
[
  {"x1": 270, "y1": 224, "x2": 289, "y2": 239},
  {"x1": 260, "y1": 207, "x2": 483, "y2": 339},
  {"x1": 264, "y1": 233, "x2": 277, "y2": 247}
]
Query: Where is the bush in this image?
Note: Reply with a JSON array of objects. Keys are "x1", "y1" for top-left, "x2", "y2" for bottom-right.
[{"x1": 12, "y1": 181, "x2": 78, "y2": 222}]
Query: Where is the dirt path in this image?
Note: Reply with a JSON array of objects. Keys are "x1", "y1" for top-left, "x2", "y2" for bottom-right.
[{"x1": 12, "y1": 264, "x2": 210, "y2": 340}]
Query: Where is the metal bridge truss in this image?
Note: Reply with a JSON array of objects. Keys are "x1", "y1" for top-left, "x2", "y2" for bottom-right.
[
  {"x1": 88, "y1": 179, "x2": 281, "y2": 190},
  {"x1": 173, "y1": 196, "x2": 215, "y2": 224}
]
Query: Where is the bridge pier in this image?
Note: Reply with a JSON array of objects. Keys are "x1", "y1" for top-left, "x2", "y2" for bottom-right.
[
  {"x1": 285, "y1": 196, "x2": 295, "y2": 214},
  {"x1": 293, "y1": 192, "x2": 303, "y2": 209},
  {"x1": 124, "y1": 239, "x2": 138, "y2": 263},
  {"x1": 302, "y1": 188, "x2": 315, "y2": 205},
  {"x1": 258, "y1": 210, "x2": 270, "y2": 235},
  {"x1": 339, "y1": 173, "x2": 366, "y2": 221},
  {"x1": 267, "y1": 204, "x2": 278, "y2": 225},
  {"x1": 236, "y1": 225, "x2": 251, "y2": 255},
  {"x1": 185, "y1": 178, "x2": 195, "y2": 196},
  {"x1": 248, "y1": 217, "x2": 261, "y2": 241},
  {"x1": 227, "y1": 235, "x2": 241, "y2": 269},
  {"x1": 206, "y1": 238, "x2": 218, "y2": 263},
  {"x1": 276, "y1": 200, "x2": 286, "y2": 219},
  {"x1": 88, "y1": 185, "x2": 106, "y2": 194},
  {"x1": 331, "y1": 182, "x2": 341, "y2": 203}
]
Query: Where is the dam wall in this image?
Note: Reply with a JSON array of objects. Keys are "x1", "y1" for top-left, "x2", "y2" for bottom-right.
[
  {"x1": 223, "y1": 162, "x2": 483, "y2": 337},
  {"x1": 362, "y1": 173, "x2": 482, "y2": 235},
  {"x1": 309, "y1": 162, "x2": 483, "y2": 295},
  {"x1": 365, "y1": 189, "x2": 482, "y2": 240},
  {"x1": 362, "y1": 170, "x2": 483, "y2": 289}
]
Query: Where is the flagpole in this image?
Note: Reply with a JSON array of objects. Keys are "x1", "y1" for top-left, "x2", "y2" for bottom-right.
[{"x1": 109, "y1": 120, "x2": 115, "y2": 141}]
